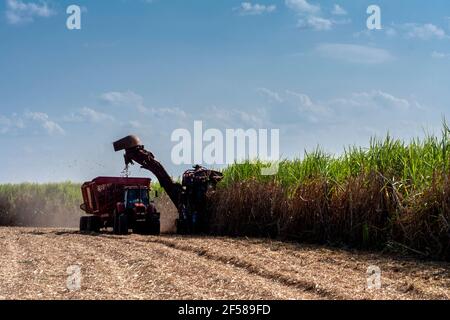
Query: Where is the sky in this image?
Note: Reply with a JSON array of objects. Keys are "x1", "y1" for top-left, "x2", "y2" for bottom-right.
[{"x1": 0, "y1": 0, "x2": 450, "y2": 183}]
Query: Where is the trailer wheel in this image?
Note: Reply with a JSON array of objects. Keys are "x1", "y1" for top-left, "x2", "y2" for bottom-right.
[
  {"x1": 88, "y1": 216, "x2": 101, "y2": 233},
  {"x1": 80, "y1": 216, "x2": 101, "y2": 233},
  {"x1": 80, "y1": 216, "x2": 89, "y2": 232}
]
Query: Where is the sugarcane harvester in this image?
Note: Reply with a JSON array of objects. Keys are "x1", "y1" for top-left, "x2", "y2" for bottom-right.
[{"x1": 113, "y1": 135, "x2": 223, "y2": 234}]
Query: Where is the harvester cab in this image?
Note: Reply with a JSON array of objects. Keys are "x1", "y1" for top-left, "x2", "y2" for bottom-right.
[{"x1": 112, "y1": 135, "x2": 224, "y2": 234}]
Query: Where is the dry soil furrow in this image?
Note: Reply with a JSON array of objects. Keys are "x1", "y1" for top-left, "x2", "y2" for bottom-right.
[
  {"x1": 87, "y1": 233, "x2": 322, "y2": 299},
  {"x1": 0, "y1": 227, "x2": 449, "y2": 300},
  {"x1": 0, "y1": 228, "x2": 321, "y2": 299},
  {"x1": 133, "y1": 236, "x2": 342, "y2": 299},
  {"x1": 132, "y1": 235, "x2": 450, "y2": 300},
  {"x1": 1, "y1": 229, "x2": 149, "y2": 299},
  {"x1": 0, "y1": 233, "x2": 28, "y2": 298}
]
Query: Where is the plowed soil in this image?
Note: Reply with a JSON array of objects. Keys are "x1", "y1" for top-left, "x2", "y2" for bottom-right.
[{"x1": 0, "y1": 227, "x2": 448, "y2": 300}]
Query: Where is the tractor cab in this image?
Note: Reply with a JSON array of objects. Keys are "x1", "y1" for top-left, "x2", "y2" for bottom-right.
[{"x1": 124, "y1": 186, "x2": 150, "y2": 209}]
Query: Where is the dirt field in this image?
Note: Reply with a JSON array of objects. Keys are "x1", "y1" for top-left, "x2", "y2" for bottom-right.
[{"x1": 0, "y1": 227, "x2": 448, "y2": 300}]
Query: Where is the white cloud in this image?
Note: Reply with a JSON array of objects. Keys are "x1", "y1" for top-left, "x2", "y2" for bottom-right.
[
  {"x1": 198, "y1": 88, "x2": 413, "y2": 130},
  {"x1": 257, "y1": 88, "x2": 283, "y2": 103},
  {"x1": 285, "y1": 90, "x2": 330, "y2": 116},
  {"x1": 25, "y1": 112, "x2": 65, "y2": 135},
  {"x1": 100, "y1": 90, "x2": 188, "y2": 121},
  {"x1": 257, "y1": 89, "x2": 331, "y2": 124},
  {"x1": 331, "y1": 4, "x2": 347, "y2": 16},
  {"x1": 235, "y1": 2, "x2": 276, "y2": 16},
  {"x1": 385, "y1": 26, "x2": 398, "y2": 37},
  {"x1": 258, "y1": 88, "x2": 421, "y2": 127},
  {"x1": 204, "y1": 106, "x2": 264, "y2": 128},
  {"x1": 0, "y1": 116, "x2": 10, "y2": 134},
  {"x1": 147, "y1": 107, "x2": 188, "y2": 119},
  {"x1": 0, "y1": 114, "x2": 24, "y2": 134},
  {"x1": 353, "y1": 27, "x2": 396, "y2": 39},
  {"x1": 334, "y1": 91, "x2": 413, "y2": 111},
  {"x1": 100, "y1": 90, "x2": 147, "y2": 112},
  {"x1": 79, "y1": 107, "x2": 114, "y2": 122},
  {"x1": 1, "y1": 112, "x2": 65, "y2": 136},
  {"x1": 129, "y1": 120, "x2": 142, "y2": 128},
  {"x1": 285, "y1": 0, "x2": 320, "y2": 14},
  {"x1": 5, "y1": 0, "x2": 55, "y2": 25},
  {"x1": 431, "y1": 51, "x2": 450, "y2": 59},
  {"x1": 64, "y1": 107, "x2": 115, "y2": 123},
  {"x1": 315, "y1": 43, "x2": 393, "y2": 64},
  {"x1": 354, "y1": 23, "x2": 448, "y2": 41},
  {"x1": 286, "y1": 0, "x2": 347, "y2": 31},
  {"x1": 298, "y1": 16, "x2": 333, "y2": 31},
  {"x1": 405, "y1": 23, "x2": 447, "y2": 40}
]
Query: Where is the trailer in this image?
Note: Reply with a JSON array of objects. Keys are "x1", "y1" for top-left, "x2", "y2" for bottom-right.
[{"x1": 79, "y1": 176, "x2": 160, "y2": 235}]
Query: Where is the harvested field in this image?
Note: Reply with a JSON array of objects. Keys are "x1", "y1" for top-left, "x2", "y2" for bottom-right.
[{"x1": 0, "y1": 227, "x2": 448, "y2": 300}]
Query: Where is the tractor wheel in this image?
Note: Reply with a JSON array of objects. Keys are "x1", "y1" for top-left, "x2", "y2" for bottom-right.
[
  {"x1": 80, "y1": 216, "x2": 101, "y2": 233},
  {"x1": 134, "y1": 215, "x2": 160, "y2": 235},
  {"x1": 133, "y1": 221, "x2": 147, "y2": 235},
  {"x1": 148, "y1": 215, "x2": 160, "y2": 235},
  {"x1": 118, "y1": 214, "x2": 129, "y2": 235},
  {"x1": 89, "y1": 216, "x2": 101, "y2": 233}
]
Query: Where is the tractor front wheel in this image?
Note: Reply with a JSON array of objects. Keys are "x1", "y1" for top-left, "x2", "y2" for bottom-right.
[
  {"x1": 113, "y1": 212, "x2": 128, "y2": 235},
  {"x1": 134, "y1": 214, "x2": 160, "y2": 235}
]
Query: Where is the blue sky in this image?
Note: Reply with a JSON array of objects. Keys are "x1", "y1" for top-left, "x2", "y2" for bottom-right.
[{"x1": 1, "y1": 0, "x2": 450, "y2": 183}]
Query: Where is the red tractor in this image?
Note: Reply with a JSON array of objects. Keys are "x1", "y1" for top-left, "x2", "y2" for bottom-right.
[{"x1": 79, "y1": 176, "x2": 160, "y2": 235}]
